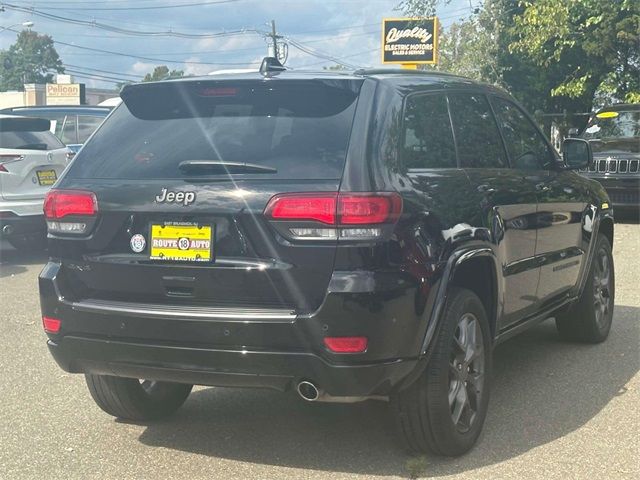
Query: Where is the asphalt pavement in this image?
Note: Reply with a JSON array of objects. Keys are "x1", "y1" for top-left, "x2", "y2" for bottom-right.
[{"x1": 0, "y1": 222, "x2": 638, "y2": 480}]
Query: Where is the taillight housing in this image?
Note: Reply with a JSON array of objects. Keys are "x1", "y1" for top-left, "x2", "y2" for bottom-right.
[
  {"x1": 264, "y1": 192, "x2": 402, "y2": 241},
  {"x1": 44, "y1": 190, "x2": 98, "y2": 234}
]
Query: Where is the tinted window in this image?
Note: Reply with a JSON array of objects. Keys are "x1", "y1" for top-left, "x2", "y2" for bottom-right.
[
  {"x1": 402, "y1": 94, "x2": 456, "y2": 169},
  {"x1": 67, "y1": 82, "x2": 360, "y2": 180},
  {"x1": 492, "y1": 97, "x2": 555, "y2": 170},
  {"x1": 61, "y1": 115, "x2": 77, "y2": 144},
  {"x1": 448, "y1": 93, "x2": 506, "y2": 168},
  {"x1": 582, "y1": 110, "x2": 640, "y2": 140},
  {"x1": 0, "y1": 130, "x2": 64, "y2": 150},
  {"x1": 77, "y1": 115, "x2": 104, "y2": 143}
]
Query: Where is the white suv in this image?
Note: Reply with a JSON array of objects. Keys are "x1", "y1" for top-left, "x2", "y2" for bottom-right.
[{"x1": 0, "y1": 115, "x2": 71, "y2": 250}]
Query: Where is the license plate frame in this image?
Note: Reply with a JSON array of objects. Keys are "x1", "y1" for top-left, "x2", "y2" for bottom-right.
[
  {"x1": 149, "y1": 221, "x2": 214, "y2": 263},
  {"x1": 36, "y1": 169, "x2": 57, "y2": 186}
]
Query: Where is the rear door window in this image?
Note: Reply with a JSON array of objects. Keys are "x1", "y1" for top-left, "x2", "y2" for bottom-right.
[
  {"x1": 448, "y1": 93, "x2": 507, "y2": 168},
  {"x1": 66, "y1": 81, "x2": 362, "y2": 180},
  {"x1": 402, "y1": 94, "x2": 457, "y2": 170},
  {"x1": 491, "y1": 96, "x2": 556, "y2": 170},
  {"x1": 61, "y1": 115, "x2": 78, "y2": 145},
  {"x1": 77, "y1": 115, "x2": 105, "y2": 143}
]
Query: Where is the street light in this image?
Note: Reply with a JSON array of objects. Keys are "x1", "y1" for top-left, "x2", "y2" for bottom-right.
[{"x1": 0, "y1": 21, "x2": 34, "y2": 33}]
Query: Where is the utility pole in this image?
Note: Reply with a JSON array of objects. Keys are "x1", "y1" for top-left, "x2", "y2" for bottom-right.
[{"x1": 267, "y1": 20, "x2": 280, "y2": 58}]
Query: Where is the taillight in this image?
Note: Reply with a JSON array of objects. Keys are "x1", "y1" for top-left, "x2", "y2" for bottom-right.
[
  {"x1": 44, "y1": 190, "x2": 98, "y2": 234},
  {"x1": 264, "y1": 192, "x2": 402, "y2": 240},
  {"x1": 0, "y1": 154, "x2": 24, "y2": 172},
  {"x1": 42, "y1": 316, "x2": 61, "y2": 334},
  {"x1": 265, "y1": 193, "x2": 336, "y2": 224},
  {"x1": 324, "y1": 336, "x2": 368, "y2": 353}
]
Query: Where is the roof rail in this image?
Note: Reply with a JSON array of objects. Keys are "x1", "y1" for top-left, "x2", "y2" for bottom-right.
[{"x1": 353, "y1": 68, "x2": 461, "y2": 77}]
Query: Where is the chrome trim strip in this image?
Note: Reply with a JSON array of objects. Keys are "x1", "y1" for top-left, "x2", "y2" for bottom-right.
[{"x1": 70, "y1": 298, "x2": 297, "y2": 322}]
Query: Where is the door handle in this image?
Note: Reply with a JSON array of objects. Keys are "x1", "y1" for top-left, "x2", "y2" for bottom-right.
[
  {"x1": 477, "y1": 184, "x2": 497, "y2": 195},
  {"x1": 535, "y1": 183, "x2": 550, "y2": 192}
]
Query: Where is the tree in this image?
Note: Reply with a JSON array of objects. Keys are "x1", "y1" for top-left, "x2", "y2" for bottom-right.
[
  {"x1": 397, "y1": 0, "x2": 639, "y2": 133},
  {"x1": 510, "y1": 0, "x2": 639, "y2": 107},
  {"x1": 0, "y1": 30, "x2": 64, "y2": 91},
  {"x1": 142, "y1": 65, "x2": 184, "y2": 82}
]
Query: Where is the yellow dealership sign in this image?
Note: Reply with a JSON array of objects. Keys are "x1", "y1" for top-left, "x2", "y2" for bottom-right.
[{"x1": 382, "y1": 17, "x2": 438, "y2": 65}]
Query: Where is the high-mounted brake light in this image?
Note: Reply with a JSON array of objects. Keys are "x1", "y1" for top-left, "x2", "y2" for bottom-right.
[
  {"x1": 324, "y1": 336, "x2": 368, "y2": 353},
  {"x1": 44, "y1": 190, "x2": 97, "y2": 219},
  {"x1": 42, "y1": 316, "x2": 61, "y2": 334}
]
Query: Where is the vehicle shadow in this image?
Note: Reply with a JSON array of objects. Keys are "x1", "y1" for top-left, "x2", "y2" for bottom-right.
[
  {"x1": 137, "y1": 305, "x2": 639, "y2": 478},
  {"x1": 0, "y1": 241, "x2": 48, "y2": 279}
]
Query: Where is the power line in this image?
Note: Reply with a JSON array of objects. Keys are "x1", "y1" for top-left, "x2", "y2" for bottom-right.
[
  {"x1": 12, "y1": 0, "x2": 242, "y2": 11},
  {"x1": 1, "y1": 3, "x2": 264, "y2": 38},
  {"x1": 63, "y1": 63, "x2": 141, "y2": 79}
]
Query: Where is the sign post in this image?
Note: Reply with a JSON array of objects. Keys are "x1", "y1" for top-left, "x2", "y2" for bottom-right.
[{"x1": 382, "y1": 17, "x2": 438, "y2": 69}]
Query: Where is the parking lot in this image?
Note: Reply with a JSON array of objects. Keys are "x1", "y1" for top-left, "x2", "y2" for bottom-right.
[{"x1": 0, "y1": 221, "x2": 638, "y2": 480}]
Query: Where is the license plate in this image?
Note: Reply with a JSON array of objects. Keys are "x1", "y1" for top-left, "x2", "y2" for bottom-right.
[
  {"x1": 150, "y1": 222, "x2": 212, "y2": 262},
  {"x1": 36, "y1": 169, "x2": 57, "y2": 186}
]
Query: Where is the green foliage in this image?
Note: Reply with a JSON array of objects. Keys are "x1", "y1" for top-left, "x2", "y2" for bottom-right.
[
  {"x1": 142, "y1": 65, "x2": 184, "y2": 82},
  {"x1": 511, "y1": 0, "x2": 640, "y2": 106},
  {"x1": 395, "y1": 0, "x2": 446, "y2": 17},
  {"x1": 0, "y1": 30, "x2": 64, "y2": 91},
  {"x1": 397, "y1": 0, "x2": 639, "y2": 122}
]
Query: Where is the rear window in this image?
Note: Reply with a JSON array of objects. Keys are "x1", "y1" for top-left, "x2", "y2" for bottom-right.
[
  {"x1": 0, "y1": 117, "x2": 64, "y2": 150},
  {"x1": 67, "y1": 80, "x2": 361, "y2": 180}
]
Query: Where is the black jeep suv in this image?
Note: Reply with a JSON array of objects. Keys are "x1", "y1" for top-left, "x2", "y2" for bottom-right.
[
  {"x1": 39, "y1": 61, "x2": 614, "y2": 456},
  {"x1": 577, "y1": 103, "x2": 639, "y2": 211}
]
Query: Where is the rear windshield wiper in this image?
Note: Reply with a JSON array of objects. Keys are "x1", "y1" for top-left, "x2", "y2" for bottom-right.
[{"x1": 178, "y1": 160, "x2": 277, "y2": 174}]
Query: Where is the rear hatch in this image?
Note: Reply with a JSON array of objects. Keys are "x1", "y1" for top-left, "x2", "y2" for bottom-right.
[
  {"x1": 50, "y1": 77, "x2": 363, "y2": 314},
  {"x1": 0, "y1": 116, "x2": 69, "y2": 201}
]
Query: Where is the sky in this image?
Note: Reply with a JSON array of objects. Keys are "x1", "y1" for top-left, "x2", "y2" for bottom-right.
[{"x1": 0, "y1": 0, "x2": 475, "y2": 90}]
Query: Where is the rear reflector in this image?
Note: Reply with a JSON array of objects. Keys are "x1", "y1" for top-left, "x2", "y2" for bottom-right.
[
  {"x1": 264, "y1": 192, "x2": 402, "y2": 225},
  {"x1": 42, "y1": 316, "x2": 61, "y2": 334},
  {"x1": 44, "y1": 190, "x2": 98, "y2": 219},
  {"x1": 324, "y1": 336, "x2": 368, "y2": 353}
]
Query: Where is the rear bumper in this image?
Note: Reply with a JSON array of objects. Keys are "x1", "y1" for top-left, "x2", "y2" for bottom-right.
[
  {"x1": 39, "y1": 262, "x2": 427, "y2": 396},
  {"x1": 0, "y1": 213, "x2": 45, "y2": 237},
  {"x1": 47, "y1": 336, "x2": 417, "y2": 395}
]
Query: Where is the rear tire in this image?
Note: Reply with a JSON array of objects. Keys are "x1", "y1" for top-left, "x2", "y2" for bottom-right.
[
  {"x1": 391, "y1": 287, "x2": 492, "y2": 456},
  {"x1": 85, "y1": 374, "x2": 193, "y2": 421},
  {"x1": 555, "y1": 233, "x2": 615, "y2": 343},
  {"x1": 8, "y1": 233, "x2": 47, "y2": 251}
]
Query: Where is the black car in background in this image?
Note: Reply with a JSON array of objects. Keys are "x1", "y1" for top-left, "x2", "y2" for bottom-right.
[
  {"x1": 0, "y1": 105, "x2": 111, "y2": 153},
  {"x1": 578, "y1": 103, "x2": 640, "y2": 211},
  {"x1": 39, "y1": 61, "x2": 614, "y2": 456}
]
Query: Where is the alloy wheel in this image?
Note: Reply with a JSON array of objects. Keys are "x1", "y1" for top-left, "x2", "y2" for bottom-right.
[
  {"x1": 592, "y1": 247, "x2": 612, "y2": 330},
  {"x1": 448, "y1": 313, "x2": 485, "y2": 433}
]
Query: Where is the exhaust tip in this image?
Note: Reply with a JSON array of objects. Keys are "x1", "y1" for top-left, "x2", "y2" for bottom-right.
[
  {"x1": 297, "y1": 380, "x2": 320, "y2": 402},
  {"x1": 2, "y1": 224, "x2": 14, "y2": 236}
]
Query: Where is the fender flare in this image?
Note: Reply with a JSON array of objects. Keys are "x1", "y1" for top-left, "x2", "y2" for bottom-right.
[{"x1": 397, "y1": 246, "x2": 500, "y2": 391}]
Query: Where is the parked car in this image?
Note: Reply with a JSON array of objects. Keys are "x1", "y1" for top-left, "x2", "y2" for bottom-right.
[
  {"x1": 576, "y1": 103, "x2": 639, "y2": 211},
  {"x1": 0, "y1": 105, "x2": 111, "y2": 153},
  {"x1": 39, "y1": 60, "x2": 614, "y2": 456},
  {"x1": 0, "y1": 115, "x2": 72, "y2": 250}
]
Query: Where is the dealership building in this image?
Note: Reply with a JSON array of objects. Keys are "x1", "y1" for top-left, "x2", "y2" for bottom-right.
[{"x1": 0, "y1": 74, "x2": 119, "y2": 109}]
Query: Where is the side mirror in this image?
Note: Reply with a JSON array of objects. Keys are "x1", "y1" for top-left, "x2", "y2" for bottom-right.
[
  {"x1": 562, "y1": 138, "x2": 592, "y2": 170},
  {"x1": 567, "y1": 128, "x2": 579, "y2": 138}
]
